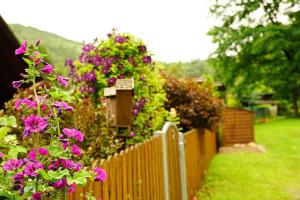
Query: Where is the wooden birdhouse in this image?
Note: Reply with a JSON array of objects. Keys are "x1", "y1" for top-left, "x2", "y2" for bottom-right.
[{"x1": 104, "y1": 78, "x2": 134, "y2": 128}]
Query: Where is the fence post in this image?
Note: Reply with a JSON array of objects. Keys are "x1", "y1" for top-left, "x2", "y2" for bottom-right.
[
  {"x1": 178, "y1": 132, "x2": 188, "y2": 200},
  {"x1": 155, "y1": 122, "x2": 188, "y2": 200}
]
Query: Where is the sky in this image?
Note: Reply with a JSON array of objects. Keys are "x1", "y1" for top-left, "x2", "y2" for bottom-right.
[{"x1": 0, "y1": 0, "x2": 218, "y2": 63}]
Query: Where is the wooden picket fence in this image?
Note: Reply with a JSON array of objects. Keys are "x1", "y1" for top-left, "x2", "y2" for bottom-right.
[
  {"x1": 67, "y1": 123, "x2": 217, "y2": 200},
  {"x1": 184, "y1": 129, "x2": 217, "y2": 199}
]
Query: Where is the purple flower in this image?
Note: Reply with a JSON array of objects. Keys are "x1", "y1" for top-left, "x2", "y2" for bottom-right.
[
  {"x1": 3, "y1": 159, "x2": 23, "y2": 171},
  {"x1": 53, "y1": 101, "x2": 73, "y2": 111},
  {"x1": 117, "y1": 74, "x2": 125, "y2": 79},
  {"x1": 114, "y1": 36, "x2": 125, "y2": 44},
  {"x1": 51, "y1": 178, "x2": 67, "y2": 189},
  {"x1": 68, "y1": 183, "x2": 76, "y2": 193},
  {"x1": 71, "y1": 144, "x2": 81, "y2": 156},
  {"x1": 94, "y1": 167, "x2": 107, "y2": 182},
  {"x1": 12, "y1": 81, "x2": 22, "y2": 89},
  {"x1": 65, "y1": 59, "x2": 73, "y2": 66},
  {"x1": 139, "y1": 76, "x2": 145, "y2": 81},
  {"x1": 32, "y1": 192, "x2": 42, "y2": 200},
  {"x1": 24, "y1": 162, "x2": 43, "y2": 177},
  {"x1": 75, "y1": 132, "x2": 84, "y2": 142},
  {"x1": 15, "y1": 41, "x2": 27, "y2": 55},
  {"x1": 62, "y1": 140, "x2": 69, "y2": 150},
  {"x1": 23, "y1": 129, "x2": 31, "y2": 137},
  {"x1": 35, "y1": 58, "x2": 42, "y2": 65},
  {"x1": 42, "y1": 64, "x2": 53, "y2": 74},
  {"x1": 24, "y1": 115, "x2": 48, "y2": 133},
  {"x1": 57, "y1": 75, "x2": 69, "y2": 87},
  {"x1": 107, "y1": 77, "x2": 117, "y2": 86},
  {"x1": 35, "y1": 39, "x2": 41, "y2": 46},
  {"x1": 138, "y1": 45, "x2": 147, "y2": 53},
  {"x1": 38, "y1": 147, "x2": 48, "y2": 156},
  {"x1": 14, "y1": 172, "x2": 24, "y2": 181},
  {"x1": 74, "y1": 163, "x2": 82, "y2": 172},
  {"x1": 63, "y1": 128, "x2": 84, "y2": 142},
  {"x1": 142, "y1": 56, "x2": 152, "y2": 64},
  {"x1": 0, "y1": 152, "x2": 4, "y2": 158},
  {"x1": 130, "y1": 131, "x2": 136, "y2": 137}
]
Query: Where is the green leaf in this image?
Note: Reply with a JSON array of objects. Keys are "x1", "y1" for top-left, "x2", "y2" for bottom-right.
[
  {"x1": 0, "y1": 127, "x2": 10, "y2": 141},
  {"x1": 22, "y1": 57, "x2": 33, "y2": 66},
  {"x1": 38, "y1": 169, "x2": 50, "y2": 181},
  {"x1": 0, "y1": 189, "x2": 15, "y2": 200},
  {"x1": 14, "y1": 146, "x2": 27, "y2": 153},
  {"x1": 67, "y1": 170, "x2": 92, "y2": 186},
  {"x1": 8, "y1": 145, "x2": 27, "y2": 158},
  {"x1": 0, "y1": 116, "x2": 17, "y2": 127},
  {"x1": 48, "y1": 169, "x2": 69, "y2": 181},
  {"x1": 50, "y1": 145, "x2": 67, "y2": 158}
]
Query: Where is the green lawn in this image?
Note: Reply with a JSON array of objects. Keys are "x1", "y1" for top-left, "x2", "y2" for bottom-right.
[{"x1": 198, "y1": 117, "x2": 300, "y2": 200}]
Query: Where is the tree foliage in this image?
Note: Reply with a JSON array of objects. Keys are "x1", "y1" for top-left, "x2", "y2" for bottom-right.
[{"x1": 209, "y1": 0, "x2": 300, "y2": 116}]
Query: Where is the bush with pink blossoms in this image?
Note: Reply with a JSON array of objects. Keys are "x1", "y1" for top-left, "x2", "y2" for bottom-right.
[{"x1": 0, "y1": 41, "x2": 107, "y2": 199}]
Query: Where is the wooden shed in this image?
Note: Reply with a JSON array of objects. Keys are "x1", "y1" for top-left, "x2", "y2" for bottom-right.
[
  {"x1": 221, "y1": 107, "x2": 254, "y2": 146},
  {"x1": 0, "y1": 15, "x2": 25, "y2": 107}
]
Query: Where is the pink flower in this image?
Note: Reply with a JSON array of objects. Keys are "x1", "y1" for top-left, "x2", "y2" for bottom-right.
[
  {"x1": 15, "y1": 41, "x2": 27, "y2": 55},
  {"x1": 0, "y1": 152, "x2": 4, "y2": 158},
  {"x1": 12, "y1": 81, "x2": 22, "y2": 89},
  {"x1": 71, "y1": 144, "x2": 81, "y2": 156},
  {"x1": 28, "y1": 149, "x2": 37, "y2": 161},
  {"x1": 28, "y1": 148, "x2": 48, "y2": 161},
  {"x1": 74, "y1": 131, "x2": 84, "y2": 142},
  {"x1": 57, "y1": 75, "x2": 68, "y2": 87},
  {"x1": 3, "y1": 159, "x2": 23, "y2": 171},
  {"x1": 38, "y1": 147, "x2": 48, "y2": 156},
  {"x1": 94, "y1": 167, "x2": 107, "y2": 182},
  {"x1": 42, "y1": 64, "x2": 53, "y2": 74},
  {"x1": 24, "y1": 115, "x2": 48, "y2": 133}
]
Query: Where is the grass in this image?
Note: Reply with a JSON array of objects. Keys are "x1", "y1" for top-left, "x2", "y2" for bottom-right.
[{"x1": 198, "y1": 117, "x2": 300, "y2": 200}]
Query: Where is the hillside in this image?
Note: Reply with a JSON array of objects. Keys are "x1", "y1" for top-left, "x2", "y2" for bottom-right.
[{"x1": 9, "y1": 24, "x2": 83, "y2": 74}]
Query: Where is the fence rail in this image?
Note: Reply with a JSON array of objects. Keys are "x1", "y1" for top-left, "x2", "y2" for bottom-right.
[{"x1": 67, "y1": 123, "x2": 217, "y2": 200}]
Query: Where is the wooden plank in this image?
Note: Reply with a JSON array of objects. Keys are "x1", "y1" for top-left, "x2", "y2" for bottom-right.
[
  {"x1": 116, "y1": 152, "x2": 122, "y2": 199},
  {"x1": 127, "y1": 147, "x2": 133, "y2": 200},
  {"x1": 132, "y1": 146, "x2": 138, "y2": 200},
  {"x1": 153, "y1": 137, "x2": 162, "y2": 200},
  {"x1": 122, "y1": 150, "x2": 128, "y2": 200},
  {"x1": 109, "y1": 154, "x2": 116, "y2": 200},
  {"x1": 102, "y1": 158, "x2": 110, "y2": 200},
  {"x1": 140, "y1": 141, "x2": 146, "y2": 200},
  {"x1": 145, "y1": 140, "x2": 150, "y2": 200}
]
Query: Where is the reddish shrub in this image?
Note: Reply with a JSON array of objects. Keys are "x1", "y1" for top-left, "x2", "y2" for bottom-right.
[{"x1": 163, "y1": 74, "x2": 223, "y2": 131}]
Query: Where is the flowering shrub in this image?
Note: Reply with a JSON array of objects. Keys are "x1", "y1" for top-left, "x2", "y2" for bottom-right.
[
  {"x1": 4, "y1": 87, "x2": 122, "y2": 163},
  {"x1": 0, "y1": 41, "x2": 106, "y2": 199},
  {"x1": 163, "y1": 74, "x2": 223, "y2": 131},
  {"x1": 66, "y1": 30, "x2": 168, "y2": 145}
]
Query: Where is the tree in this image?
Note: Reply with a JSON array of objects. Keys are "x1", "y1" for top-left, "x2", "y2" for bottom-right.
[{"x1": 209, "y1": 0, "x2": 300, "y2": 116}]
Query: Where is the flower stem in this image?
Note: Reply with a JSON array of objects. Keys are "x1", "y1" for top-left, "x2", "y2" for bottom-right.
[{"x1": 33, "y1": 76, "x2": 40, "y2": 193}]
